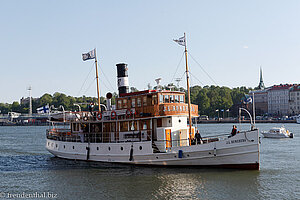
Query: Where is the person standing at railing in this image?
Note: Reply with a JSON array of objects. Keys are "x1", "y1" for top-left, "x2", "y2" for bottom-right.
[
  {"x1": 231, "y1": 125, "x2": 237, "y2": 137},
  {"x1": 195, "y1": 130, "x2": 202, "y2": 145},
  {"x1": 89, "y1": 102, "x2": 94, "y2": 113}
]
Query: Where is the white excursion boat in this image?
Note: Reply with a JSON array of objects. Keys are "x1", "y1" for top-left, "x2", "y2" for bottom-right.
[
  {"x1": 261, "y1": 127, "x2": 293, "y2": 138},
  {"x1": 46, "y1": 35, "x2": 260, "y2": 169}
]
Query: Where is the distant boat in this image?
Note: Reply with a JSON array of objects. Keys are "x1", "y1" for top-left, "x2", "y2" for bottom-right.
[
  {"x1": 296, "y1": 115, "x2": 300, "y2": 124},
  {"x1": 261, "y1": 127, "x2": 293, "y2": 138}
]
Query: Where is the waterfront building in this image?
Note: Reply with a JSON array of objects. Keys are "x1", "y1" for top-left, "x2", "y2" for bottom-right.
[
  {"x1": 268, "y1": 84, "x2": 293, "y2": 116},
  {"x1": 249, "y1": 89, "x2": 268, "y2": 115},
  {"x1": 288, "y1": 85, "x2": 300, "y2": 115}
]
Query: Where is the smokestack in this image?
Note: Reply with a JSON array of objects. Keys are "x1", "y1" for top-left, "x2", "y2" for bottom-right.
[{"x1": 116, "y1": 63, "x2": 129, "y2": 95}]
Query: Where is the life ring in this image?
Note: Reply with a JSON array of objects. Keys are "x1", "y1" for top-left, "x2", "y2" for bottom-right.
[
  {"x1": 83, "y1": 116, "x2": 88, "y2": 121},
  {"x1": 126, "y1": 109, "x2": 131, "y2": 118},
  {"x1": 111, "y1": 110, "x2": 117, "y2": 119},
  {"x1": 96, "y1": 112, "x2": 102, "y2": 120}
]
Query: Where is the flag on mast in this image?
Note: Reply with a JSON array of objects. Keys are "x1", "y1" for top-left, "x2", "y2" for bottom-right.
[
  {"x1": 82, "y1": 49, "x2": 96, "y2": 61},
  {"x1": 37, "y1": 105, "x2": 49, "y2": 114},
  {"x1": 173, "y1": 35, "x2": 186, "y2": 46}
]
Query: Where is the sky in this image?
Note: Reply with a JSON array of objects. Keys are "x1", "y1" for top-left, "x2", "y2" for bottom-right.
[{"x1": 1, "y1": 0, "x2": 300, "y2": 103}]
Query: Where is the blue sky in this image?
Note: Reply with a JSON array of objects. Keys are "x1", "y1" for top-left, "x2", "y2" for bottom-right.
[{"x1": 1, "y1": 0, "x2": 300, "y2": 103}]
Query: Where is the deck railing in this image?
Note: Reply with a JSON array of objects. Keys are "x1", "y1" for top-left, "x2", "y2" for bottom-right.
[{"x1": 46, "y1": 128, "x2": 152, "y2": 143}]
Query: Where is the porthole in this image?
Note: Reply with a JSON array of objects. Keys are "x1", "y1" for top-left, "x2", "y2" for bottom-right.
[
  {"x1": 56, "y1": 144, "x2": 58, "y2": 148},
  {"x1": 187, "y1": 154, "x2": 190, "y2": 157},
  {"x1": 97, "y1": 147, "x2": 99, "y2": 151},
  {"x1": 174, "y1": 155, "x2": 177, "y2": 158},
  {"x1": 64, "y1": 145, "x2": 65, "y2": 149},
  {"x1": 108, "y1": 147, "x2": 111, "y2": 151},
  {"x1": 72, "y1": 146, "x2": 74, "y2": 149},
  {"x1": 139, "y1": 146, "x2": 142, "y2": 150},
  {"x1": 48, "y1": 142, "x2": 50, "y2": 146},
  {"x1": 156, "y1": 157, "x2": 159, "y2": 159},
  {"x1": 121, "y1": 147, "x2": 123, "y2": 151},
  {"x1": 179, "y1": 119, "x2": 181, "y2": 123}
]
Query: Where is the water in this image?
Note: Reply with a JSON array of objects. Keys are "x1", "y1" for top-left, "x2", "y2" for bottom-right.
[{"x1": 0, "y1": 124, "x2": 299, "y2": 199}]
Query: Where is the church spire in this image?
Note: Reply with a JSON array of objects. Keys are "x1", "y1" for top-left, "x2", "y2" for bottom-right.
[{"x1": 258, "y1": 67, "x2": 265, "y2": 90}]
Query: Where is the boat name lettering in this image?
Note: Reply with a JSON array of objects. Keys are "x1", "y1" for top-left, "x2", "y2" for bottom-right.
[{"x1": 226, "y1": 139, "x2": 246, "y2": 144}]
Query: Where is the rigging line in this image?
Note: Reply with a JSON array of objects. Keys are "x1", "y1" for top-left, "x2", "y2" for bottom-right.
[
  {"x1": 77, "y1": 62, "x2": 95, "y2": 96},
  {"x1": 188, "y1": 52, "x2": 218, "y2": 85},
  {"x1": 99, "y1": 66, "x2": 115, "y2": 91},
  {"x1": 189, "y1": 71, "x2": 204, "y2": 85},
  {"x1": 99, "y1": 77, "x2": 112, "y2": 91},
  {"x1": 170, "y1": 51, "x2": 185, "y2": 83},
  {"x1": 83, "y1": 78, "x2": 96, "y2": 95}
]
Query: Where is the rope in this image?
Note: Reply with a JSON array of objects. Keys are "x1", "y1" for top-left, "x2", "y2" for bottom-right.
[
  {"x1": 170, "y1": 51, "x2": 185, "y2": 83},
  {"x1": 189, "y1": 71, "x2": 204, "y2": 85},
  {"x1": 77, "y1": 62, "x2": 95, "y2": 96},
  {"x1": 188, "y1": 52, "x2": 218, "y2": 85},
  {"x1": 99, "y1": 67, "x2": 115, "y2": 91}
]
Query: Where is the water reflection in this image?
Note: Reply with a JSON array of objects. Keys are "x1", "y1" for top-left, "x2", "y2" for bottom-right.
[{"x1": 0, "y1": 124, "x2": 299, "y2": 199}]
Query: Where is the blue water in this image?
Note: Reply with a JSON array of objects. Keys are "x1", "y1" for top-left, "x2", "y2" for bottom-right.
[{"x1": 0, "y1": 124, "x2": 299, "y2": 199}]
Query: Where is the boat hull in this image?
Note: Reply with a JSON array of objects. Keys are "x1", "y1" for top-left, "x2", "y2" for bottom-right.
[
  {"x1": 261, "y1": 132, "x2": 289, "y2": 138},
  {"x1": 46, "y1": 130, "x2": 259, "y2": 170}
]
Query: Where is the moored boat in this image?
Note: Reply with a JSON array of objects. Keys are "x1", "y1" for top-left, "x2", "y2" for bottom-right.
[
  {"x1": 296, "y1": 115, "x2": 300, "y2": 124},
  {"x1": 261, "y1": 127, "x2": 293, "y2": 138}
]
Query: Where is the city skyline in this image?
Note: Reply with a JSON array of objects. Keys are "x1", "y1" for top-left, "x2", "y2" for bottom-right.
[{"x1": 1, "y1": 1, "x2": 300, "y2": 103}]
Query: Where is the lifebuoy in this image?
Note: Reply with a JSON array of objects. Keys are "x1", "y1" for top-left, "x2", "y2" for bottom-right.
[
  {"x1": 126, "y1": 109, "x2": 131, "y2": 118},
  {"x1": 111, "y1": 110, "x2": 117, "y2": 119},
  {"x1": 96, "y1": 112, "x2": 102, "y2": 120}
]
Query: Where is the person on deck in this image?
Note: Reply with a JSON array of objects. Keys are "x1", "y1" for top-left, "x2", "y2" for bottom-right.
[
  {"x1": 195, "y1": 130, "x2": 202, "y2": 144},
  {"x1": 88, "y1": 102, "x2": 94, "y2": 113},
  {"x1": 231, "y1": 125, "x2": 237, "y2": 137}
]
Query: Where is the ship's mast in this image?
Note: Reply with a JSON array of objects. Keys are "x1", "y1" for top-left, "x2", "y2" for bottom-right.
[
  {"x1": 183, "y1": 33, "x2": 192, "y2": 142},
  {"x1": 94, "y1": 50, "x2": 101, "y2": 112}
]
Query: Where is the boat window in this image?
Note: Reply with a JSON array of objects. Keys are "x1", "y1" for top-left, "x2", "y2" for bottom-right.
[
  {"x1": 176, "y1": 106, "x2": 179, "y2": 111},
  {"x1": 157, "y1": 118, "x2": 162, "y2": 127},
  {"x1": 180, "y1": 95, "x2": 184, "y2": 103},
  {"x1": 118, "y1": 100, "x2": 122, "y2": 109},
  {"x1": 137, "y1": 98, "x2": 141, "y2": 107},
  {"x1": 173, "y1": 106, "x2": 175, "y2": 111},
  {"x1": 179, "y1": 106, "x2": 182, "y2": 111},
  {"x1": 164, "y1": 95, "x2": 169, "y2": 103},
  {"x1": 131, "y1": 98, "x2": 136, "y2": 107},
  {"x1": 130, "y1": 121, "x2": 137, "y2": 131},
  {"x1": 143, "y1": 96, "x2": 147, "y2": 106},
  {"x1": 120, "y1": 121, "x2": 129, "y2": 132},
  {"x1": 159, "y1": 95, "x2": 163, "y2": 103},
  {"x1": 123, "y1": 99, "x2": 127, "y2": 108},
  {"x1": 168, "y1": 106, "x2": 170, "y2": 111},
  {"x1": 175, "y1": 95, "x2": 179, "y2": 103},
  {"x1": 170, "y1": 95, "x2": 174, "y2": 103},
  {"x1": 152, "y1": 95, "x2": 158, "y2": 105},
  {"x1": 143, "y1": 122, "x2": 147, "y2": 130}
]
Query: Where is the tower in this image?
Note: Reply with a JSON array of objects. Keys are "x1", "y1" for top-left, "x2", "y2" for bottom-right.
[
  {"x1": 27, "y1": 86, "x2": 32, "y2": 116},
  {"x1": 257, "y1": 67, "x2": 265, "y2": 90}
]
